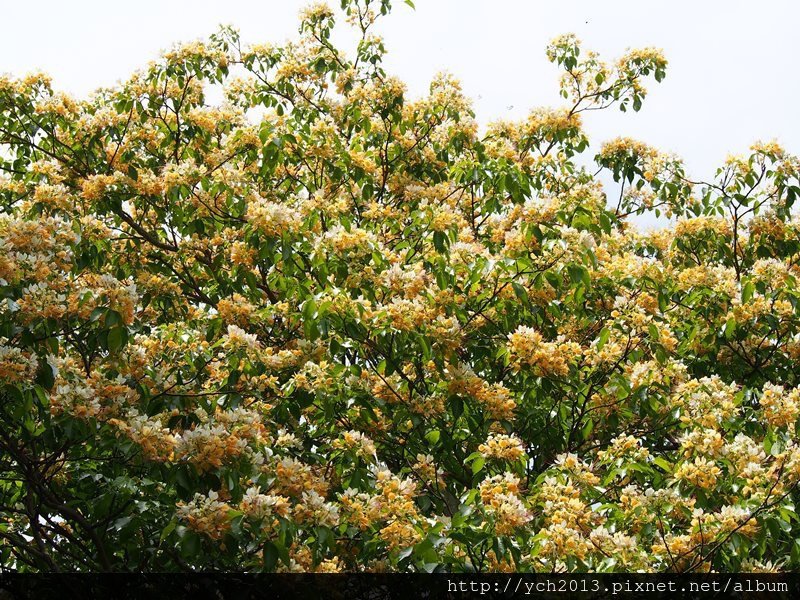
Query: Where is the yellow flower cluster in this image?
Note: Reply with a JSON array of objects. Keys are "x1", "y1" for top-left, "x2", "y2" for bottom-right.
[
  {"x1": 479, "y1": 473, "x2": 531, "y2": 535},
  {"x1": 478, "y1": 433, "x2": 526, "y2": 462},
  {"x1": 507, "y1": 326, "x2": 581, "y2": 376},
  {"x1": 759, "y1": 383, "x2": 800, "y2": 429},
  {"x1": 216, "y1": 294, "x2": 257, "y2": 327},
  {"x1": 273, "y1": 457, "x2": 329, "y2": 499},
  {"x1": 338, "y1": 470, "x2": 424, "y2": 552},
  {"x1": 239, "y1": 487, "x2": 290, "y2": 522},
  {"x1": 0, "y1": 345, "x2": 39, "y2": 384},
  {"x1": 674, "y1": 456, "x2": 722, "y2": 489},
  {"x1": 412, "y1": 454, "x2": 445, "y2": 487},
  {"x1": 109, "y1": 410, "x2": 176, "y2": 461},
  {"x1": 177, "y1": 491, "x2": 233, "y2": 540},
  {"x1": 597, "y1": 434, "x2": 650, "y2": 464},
  {"x1": 175, "y1": 423, "x2": 249, "y2": 473},
  {"x1": 446, "y1": 364, "x2": 517, "y2": 421},
  {"x1": 671, "y1": 376, "x2": 739, "y2": 428},
  {"x1": 293, "y1": 490, "x2": 340, "y2": 527},
  {"x1": 322, "y1": 225, "x2": 377, "y2": 256},
  {"x1": 679, "y1": 428, "x2": 724, "y2": 458},
  {"x1": 333, "y1": 430, "x2": 377, "y2": 460},
  {"x1": 246, "y1": 196, "x2": 302, "y2": 237},
  {"x1": 674, "y1": 216, "x2": 732, "y2": 238}
]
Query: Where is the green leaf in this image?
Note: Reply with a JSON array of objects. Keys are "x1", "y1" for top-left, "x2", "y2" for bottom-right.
[
  {"x1": 107, "y1": 326, "x2": 128, "y2": 353},
  {"x1": 36, "y1": 361, "x2": 55, "y2": 390},
  {"x1": 723, "y1": 317, "x2": 736, "y2": 340},
  {"x1": 597, "y1": 327, "x2": 610, "y2": 350},
  {"x1": 433, "y1": 231, "x2": 448, "y2": 253},
  {"x1": 512, "y1": 282, "x2": 528, "y2": 303},
  {"x1": 160, "y1": 520, "x2": 178, "y2": 542},
  {"x1": 567, "y1": 264, "x2": 590, "y2": 288},
  {"x1": 104, "y1": 309, "x2": 122, "y2": 327},
  {"x1": 450, "y1": 396, "x2": 464, "y2": 422},
  {"x1": 741, "y1": 280, "x2": 754, "y2": 303},
  {"x1": 263, "y1": 541, "x2": 280, "y2": 571},
  {"x1": 181, "y1": 531, "x2": 201, "y2": 557}
]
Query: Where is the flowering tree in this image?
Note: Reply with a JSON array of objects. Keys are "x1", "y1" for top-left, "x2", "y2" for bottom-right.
[{"x1": 2, "y1": 0, "x2": 800, "y2": 573}]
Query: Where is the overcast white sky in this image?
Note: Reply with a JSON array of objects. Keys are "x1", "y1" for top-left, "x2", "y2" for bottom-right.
[{"x1": 2, "y1": 0, "x2": 798, "y2": 191}]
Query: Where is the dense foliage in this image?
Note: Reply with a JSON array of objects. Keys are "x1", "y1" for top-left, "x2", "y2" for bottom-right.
[{"x1": 2, "y1": 0, "x2": 800, "y2": 573}]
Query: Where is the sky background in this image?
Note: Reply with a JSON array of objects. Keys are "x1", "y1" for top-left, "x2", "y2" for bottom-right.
[{"x1": 2, "y1": 0, "x2": 798, "y2": 216}]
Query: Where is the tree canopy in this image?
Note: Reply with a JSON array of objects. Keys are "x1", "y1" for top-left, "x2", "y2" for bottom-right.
[{"x1": 2, "y1": 0, "x2": 800, "y2": 573}]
